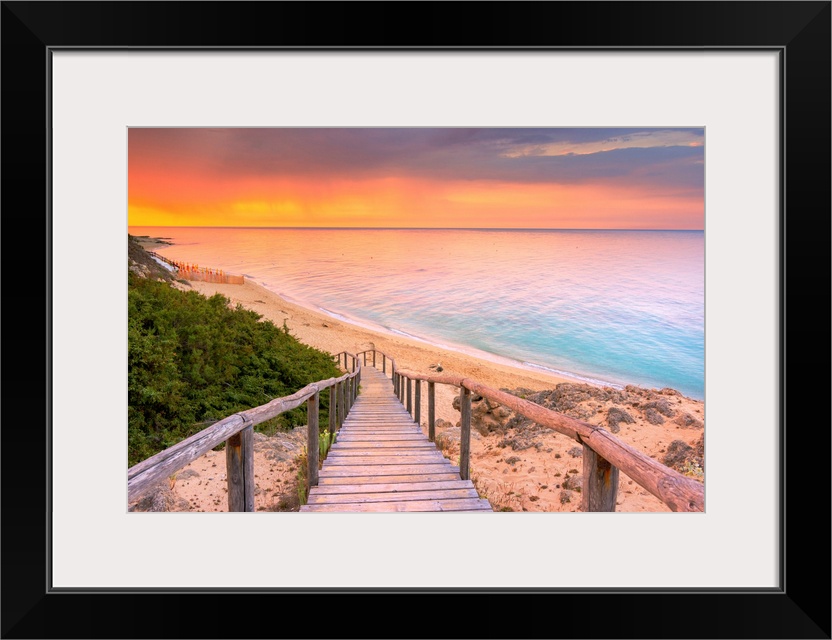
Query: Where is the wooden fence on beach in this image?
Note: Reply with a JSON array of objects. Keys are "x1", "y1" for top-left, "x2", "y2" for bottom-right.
[
  {"x1": 147, "y1": 251, "x2": 244, "y2": 284},
  {"x1": 127, "y1": 348, "x2": 704, "y2": 512}
]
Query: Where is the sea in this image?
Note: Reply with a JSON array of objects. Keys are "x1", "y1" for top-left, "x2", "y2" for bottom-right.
[{"x1": 129, "y1": 227, "x2": 705, "y2": 400}]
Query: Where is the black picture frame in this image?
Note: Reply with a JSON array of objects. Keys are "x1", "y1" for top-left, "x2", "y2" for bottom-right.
[{"x1": 2, "y1": 2, "x2": 829, "y2": 638}]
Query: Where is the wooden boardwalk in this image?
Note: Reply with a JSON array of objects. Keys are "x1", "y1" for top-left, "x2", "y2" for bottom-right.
[{"x1": 300, "y1": 366, "x2": 493, "y2": 512}]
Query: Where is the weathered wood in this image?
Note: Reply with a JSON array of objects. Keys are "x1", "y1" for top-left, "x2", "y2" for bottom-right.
[
  {"x1": 581, "y1": 442, "x2": 619, "y2": 512},
  {"x1": 394, "y1": 367, "x2": 704, "y2": 512},
  {"x1": 406, "y1": 378, "x2": 412, "y2": 414},
  {"x1": 306, "y1": 488, "x2": 480, "y2": 505},
  {"x1": 317, "y1": 472, "x2": 461, "y2": 485},
  {"x1": 128, "y1": 413, "x2": 248, "y2": 503},
  {"x1": 459, "y1": 386, "x2": 471, "y2": 481},
  {"x1": 319, "y1": 464, "x2": 457, "y2": 477},
  {"x1": 337, "y1": 381, "x2": 344, "y2": 429},
  {"x1": 336, "y1": 427, "x2": 423, "y2": 435},
  {"x1": 329, "y1": 384, "x2": 337, "y2": 433},
  {"x1": 336, "y1": 435, "x2": 425, "y2": 442},
  {"x1": 226, "y1": 425, "x2": 254, "y2": 512},
  {"x1": 428, "y1": 381, "x2": 436, "y2": 442},
  {"x1": 300, "y1": 497, "x2": 492, "y2": 512},
  {"x1": 312, "y1": 479, "x2": 475, "y2": 494},
  {"x1": 128, "y1": 353, "x2": 359, "y2": 504},
  {"x1": 344, "y1": 377, "x2": 350, "y2": 416},
  {"x1": 303, "y1": 362, "x2": 490, "y2": 512},
  {"x1": 382, "y1": 353, "x2": 386, "y2": 373},
  {"x1": 307, "y1": 391, "x2": 320, "y2": 488},
  {"x1": 324, "y1": 455, "x2": 449, "y2": 465},
  {"x1": 328, "y1": 448, "x2": 439, "y2": 457},
  {"x1": 331, "y1": 441, "x2": 436, "y2": 450},
  {"x1": 414, "y1": 379, "x2": 421, "y2": 425}
]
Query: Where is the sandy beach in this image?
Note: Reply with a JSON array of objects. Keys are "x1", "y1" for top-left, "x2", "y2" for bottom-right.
[{"x1": 132, "y1": 237, "x2": 705, "y2": 513}]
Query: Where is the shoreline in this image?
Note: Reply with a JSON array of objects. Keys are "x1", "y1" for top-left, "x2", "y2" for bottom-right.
[
  {"x1": 251, "y1": 278, "x2": 627, "y2": 392},
  {"x1": 181, "y1": 277, "x2": 584, "y2": 426},
  {"x1": 138, "y1": 236, "x2": 695, "y2": 403}
]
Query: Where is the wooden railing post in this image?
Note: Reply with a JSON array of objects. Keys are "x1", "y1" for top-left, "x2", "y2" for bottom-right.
[
  {"x1": 363, "y1": 351, "x2": 367, "y2": 365},
  {"x1": 459, "y1": 386, "x2": 471, "y2": 480},
  {"x1": 329, "y1": 384, "x2": 338, "y2": 434},
  {"x1": 226, "y1": 423, "x2": 255, "y2": 512},
  {"x1": 337, "y1": 381, "x2": 345, "y2": 429},
  {"x1": 581, "y1": 442, "x2": 619, "y2": 512},
  {"x1": 414, "y1": 379, "x2": 421, "y2": 425},
  {"x1": 373, "y1": 350, "x2": 376, "y2": 367},
  {"x1": 428, "y1": 381, "x2": 436, "y2": 442},
  {"x1": 406, "y1": 377, "x2": 412, "y2": 415},
  {"x1": 307, "y1": 391, "x2": 320, "y2": 489},
  {"x1": 382, "y1": 353, "x2": 386, "y2": 374},
  {"x1": 344, "y1": 377, "x2": 351, "y2": 415}
]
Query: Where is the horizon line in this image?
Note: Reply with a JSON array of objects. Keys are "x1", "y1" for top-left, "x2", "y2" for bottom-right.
[{"x1": 128, "y1": 225, "x2": 705, "y2": 232}]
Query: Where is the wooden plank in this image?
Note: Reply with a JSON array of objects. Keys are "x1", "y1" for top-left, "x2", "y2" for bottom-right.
[
  {"x1": 300, "y1": 498, "x2": 493, "y2": 512},
  {"x1": 338, "y1": 426, "x2": 422, "y2": 432},
  {"x1": 311, "y1": 480, "x2": 475, "y2": 494},
  {"x1": 330, "y1": 442, "x2": 437, "y2": 450},
  {"x1": 323, "y1": 455, "x2": 449, "y2": 465},
  {"x1": 335, "y1": 434, "x2": 427, "y2": 441},
  {"x1": 328, "y1": 448, "x2": 439, "y2": 456},
  {"x1": 319, "y1": 464, "x2": 459, "y2": 477},
  {"x1": 306, "y1": 488, "x2": 480, "y2": 505},
  {"x1": 316, "y1": 472, "x2": 461, "y2": 485}
]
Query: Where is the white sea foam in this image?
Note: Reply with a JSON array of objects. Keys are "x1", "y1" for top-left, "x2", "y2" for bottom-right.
[{"x1": 521, "y1": 361, "x2": 624, "y2": 389}]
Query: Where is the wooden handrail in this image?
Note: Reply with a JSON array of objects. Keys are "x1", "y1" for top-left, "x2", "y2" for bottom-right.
[
  {"x1": 391, "y1": 363, "x2": 704, "y2": 513},
  {"x1": 128, "y1": 353, "x2": 362, "y2": 509}
]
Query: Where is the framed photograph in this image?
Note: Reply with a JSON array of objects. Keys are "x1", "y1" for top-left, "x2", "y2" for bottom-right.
[{"x1": 3, "y1": 2, "x2": 829, "y2": 638}]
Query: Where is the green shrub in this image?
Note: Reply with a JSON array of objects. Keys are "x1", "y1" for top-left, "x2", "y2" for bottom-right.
[{"x1": 128, "y1": 270, "x2": 341, "y2": 467}]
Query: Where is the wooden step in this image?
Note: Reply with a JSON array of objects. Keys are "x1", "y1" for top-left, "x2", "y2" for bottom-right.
[{"x1": 302, "y1": 364, "x2": 492, "y2": 513}]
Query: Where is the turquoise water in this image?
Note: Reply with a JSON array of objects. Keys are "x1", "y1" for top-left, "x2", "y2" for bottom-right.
[{"x1": 130, "y1": 227, "x2": 704, "y2": 400}]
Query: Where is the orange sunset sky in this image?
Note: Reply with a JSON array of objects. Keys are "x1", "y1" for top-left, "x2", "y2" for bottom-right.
[{"x1": 128, "y1": 128, "x2": 704, "y2": 229}]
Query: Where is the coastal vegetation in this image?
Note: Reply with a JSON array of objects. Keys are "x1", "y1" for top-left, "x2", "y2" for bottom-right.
[{"x1": 128, "y1": 240, "x2": 341, "y2": 468}]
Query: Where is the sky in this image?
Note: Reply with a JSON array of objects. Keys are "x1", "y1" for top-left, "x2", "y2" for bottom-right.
[{"x1": 128, "y1": 128, "x2": 704, "y2": 229}]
